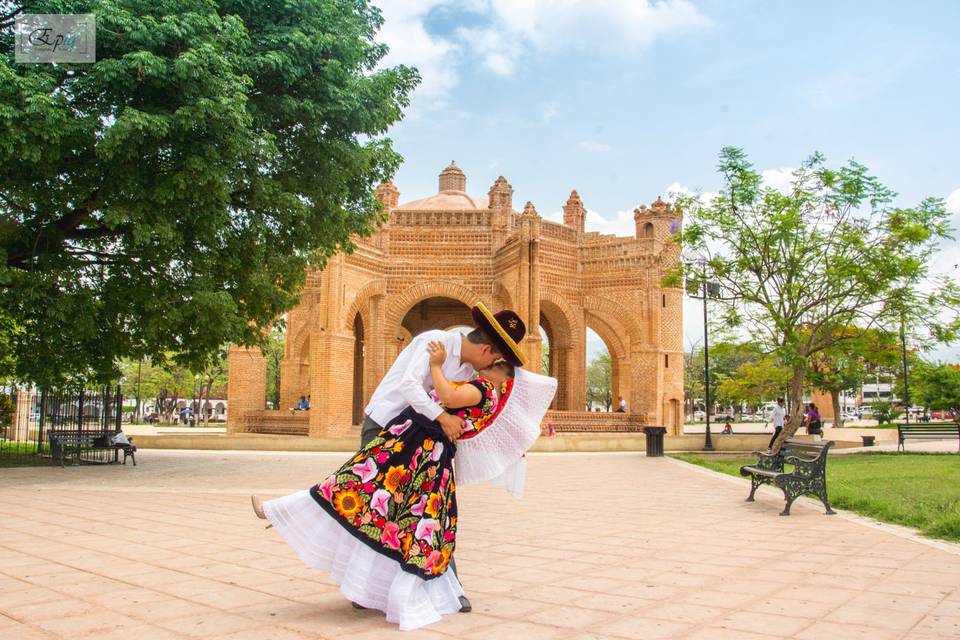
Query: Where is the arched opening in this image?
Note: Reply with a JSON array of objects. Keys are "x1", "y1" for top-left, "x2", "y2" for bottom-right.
[
  {"x1": 585, "y1": 327, "x2": 614, "y2": 411},
  {"x1": 643, "y1": 222, "x2": 654, "y2": 238},
  {"x1": 539, "y1": 297, "x2": 577, "y2": 410},
  {"x1": 352, "y1": 313, "x2": 365, "y2": 426},
  {"x1": 401, "y1": 297, "x2": 474, "y2": 337}
]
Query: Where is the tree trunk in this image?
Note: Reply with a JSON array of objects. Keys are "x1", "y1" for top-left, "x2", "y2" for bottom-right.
[
  {"x1": 774, "y1": 363, "x2": 806, "y2": 452},
  {"x1": 831, "y1": 388, "x2": 843, "y2": 429}
]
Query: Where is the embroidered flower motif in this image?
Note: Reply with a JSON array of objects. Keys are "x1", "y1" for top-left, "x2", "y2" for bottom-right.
[
  {"x1": 332, "y1": 489, "x2": 362, "y2": 519},
  {"x1": 383, "y1": 465, "x2": 406, "y2": 492},
  {"x1": 375, "y1": 451, "x2": 390, "y2": 464},
  {"x1": 423, "y1": 549, "x2": 442, "y2": 572},
  {"x1": 425, "y1": 492, "x2": 443, "y2": 518},
  {"x1": 439, "y1": 468, "x2": 450, "y2": 492},
  {"x1": 410, "y1": 494, "x2": 427, "y2": 516},
  {"x1": 408, "y1": 447, "x2": 422, "y2": 471},
  {"x1": 370, "y1": 489, "x2": 391, "y2": 516},
  {"x1": 423, "y1": 438, "x2": 434, "y2": 452},
  {"x1": 388, "y1": 419, "x2": 411, "y2": 436},
  {"x1": 394, "y1": 441, "x2": 405, "y2": 453},
  {"x1": 415, "y1": 518, "x2": 438, "y2": 543},
  {"x1": 430, "y1": 442, "x2": 444, "y2": 462},
  {"x1": 443, "y1": 529, "x2": 455, "y2": 543},
  {"x1": 318, "y1": 475, "x2": 336, "y2": 501},
  {"x1": 352, "y1": 458, "x2": 378, "y2": 483},
  {"x1": 434, "y1": 547, "x2": 452, "y2": 574},
  {"x1": 380, "y1": 521, "x2": 401, "y2": 549}
]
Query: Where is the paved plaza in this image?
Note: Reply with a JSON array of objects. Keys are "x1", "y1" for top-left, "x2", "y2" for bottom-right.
[{"x1": 1, "y1": 450, "x2": 959, "y2": 640}]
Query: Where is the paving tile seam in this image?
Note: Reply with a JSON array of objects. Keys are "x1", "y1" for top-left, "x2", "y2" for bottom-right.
[{"x1": 661, "y1": 456, "x2": 960, "y2": 557}]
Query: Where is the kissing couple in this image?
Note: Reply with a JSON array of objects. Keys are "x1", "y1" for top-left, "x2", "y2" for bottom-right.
[{"x1": 252, "y1": 303, "x2": 557, "y2": 630}]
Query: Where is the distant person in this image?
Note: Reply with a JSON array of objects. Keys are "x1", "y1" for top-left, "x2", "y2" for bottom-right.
[
  {"x1": 767, "y1": 397, "x2": 786, "y2": 451},
  {"x1": 291, "y1": 395, "x2": 308, "y2": 413},
  {"x1": 804, "y1": 403, "x2": 822, "y2": 436},
  {"x1": 615, "y1": 395, "x2": 626, "y2": 413},
  {"x1": 721, "y1": 422, "x2": 733, "y2": 434}
]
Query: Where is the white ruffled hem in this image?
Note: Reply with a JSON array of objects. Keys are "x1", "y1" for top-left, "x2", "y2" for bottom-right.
[{"x1": 264, "y1": 490, "x2": 464, "y2": 631}]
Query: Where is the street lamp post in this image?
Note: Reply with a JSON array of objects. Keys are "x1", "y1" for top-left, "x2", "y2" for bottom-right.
[
  {"x1": 685, "y1": 260, "x2": 719, "y2": 452},
  {"x1": 701, "y1": 274, "x2": 715, "y2": 451}
]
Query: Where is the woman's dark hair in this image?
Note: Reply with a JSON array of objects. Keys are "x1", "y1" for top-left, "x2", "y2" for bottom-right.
[{"x1": 494, "y1": 360, "x2": 516, "y2": 379}]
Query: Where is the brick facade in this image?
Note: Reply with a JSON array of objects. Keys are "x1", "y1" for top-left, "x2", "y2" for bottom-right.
[{"x1": 228, "y1": 162, "x2": 684, "y2": 436}]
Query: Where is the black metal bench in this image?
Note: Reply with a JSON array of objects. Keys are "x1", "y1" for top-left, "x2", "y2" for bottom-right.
[
  {"x1": 740, "y1": 438, "x2": 836, "y2": 516},
  {"x1": 47, "y1": 430, "x2": 137, "y2": 467},
  {"x1": 897, "y1": 423, "x2": 960, "y2": 452}
]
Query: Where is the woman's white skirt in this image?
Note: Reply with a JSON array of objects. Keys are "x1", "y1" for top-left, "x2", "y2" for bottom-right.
[{"x1": 263, "y1": 490, "x2": 464, "y2": 631}]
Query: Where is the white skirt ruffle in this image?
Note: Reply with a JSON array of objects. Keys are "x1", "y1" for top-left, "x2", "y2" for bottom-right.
[{"x1": 263, "y1": 490, "x2": 464, "y2": 631}]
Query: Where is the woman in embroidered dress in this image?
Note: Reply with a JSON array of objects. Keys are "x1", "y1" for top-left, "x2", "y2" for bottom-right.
[{"x1": 251, "y1": 341, "x2": 556, "y2": 631}]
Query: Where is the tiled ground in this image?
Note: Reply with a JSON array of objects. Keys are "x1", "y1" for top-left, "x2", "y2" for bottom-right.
[{"x1": 1, "y1": 450, "x2": 958, "y2": 639}]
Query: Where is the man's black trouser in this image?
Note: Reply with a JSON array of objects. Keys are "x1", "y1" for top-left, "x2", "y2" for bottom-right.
[
  {"x1": 768, "y1": 425, "x2": 783, "y2": 449},
  {"x1": 361, "y1": 415, "x2": 459, "y2": 578}
]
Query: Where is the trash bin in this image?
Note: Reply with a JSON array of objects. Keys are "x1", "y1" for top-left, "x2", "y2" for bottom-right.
[{"x1": 644, "y1": 426, "x2": 667, "y2": 457}]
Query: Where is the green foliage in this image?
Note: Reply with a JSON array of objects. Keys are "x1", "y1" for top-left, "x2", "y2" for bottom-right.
[
  {"x1": 0, "y1": 392, "x2": 14, "y2": 430},
  {"x1": 910, "y1": 361, "x2": 960, "y2": 413},
  {"x1": 673, "y1": 452, "x2": 960, "y2": 542},
  {"x1": 541, "y1": 342, "x2": 550, "y2": 376},
  {"x1": 676, "y1": 147, "x2": 959, "y2": 443},
  {"x1": 263, "y1": 323, "x2": 286, "y2": 409},
  {"x1": 0, "y1": 0, "x2": 419, "y2": 385},
  {"x1": 870, "y1": 400, "x2": 901, "y2": 425},
  {"x1": 586, "y1": 351, "x2": 612, "y2": 410},
  {"x1": 715, "y1": 351, "x2": 791, "y2": 411}
]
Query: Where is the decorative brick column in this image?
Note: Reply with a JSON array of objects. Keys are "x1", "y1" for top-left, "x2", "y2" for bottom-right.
[
  {"x1": 309, "y1": 332, "x2": 356, "y2": 437},
  {"x1": 226, "y1": 346, "x2": 266, "y2": 434}
]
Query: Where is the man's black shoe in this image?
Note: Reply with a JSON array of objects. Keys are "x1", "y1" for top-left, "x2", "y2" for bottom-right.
[{"x1": 458, "y1": 595, "x2": 472, "y2": 613}]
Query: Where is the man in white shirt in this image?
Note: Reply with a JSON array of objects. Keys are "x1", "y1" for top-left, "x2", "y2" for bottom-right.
[
  {"x1": 768, "y1": 397, "x2": 786, "y2": 450},
  {"x1": 358, "y1": 303, "x2": 528, "y2": 614}
]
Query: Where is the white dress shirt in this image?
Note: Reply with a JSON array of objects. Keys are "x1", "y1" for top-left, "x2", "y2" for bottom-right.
[
  {"x1": 365, "y1": 330, "x2": 475, "y2": 426},
  {"x1": 771, "y1": 405, "x2": 786, "y2": 427}
]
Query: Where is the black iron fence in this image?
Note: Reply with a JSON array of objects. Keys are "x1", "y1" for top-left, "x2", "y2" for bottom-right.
[{"x1": 1, "y1": 384, "x2": 122, "y2": 466}]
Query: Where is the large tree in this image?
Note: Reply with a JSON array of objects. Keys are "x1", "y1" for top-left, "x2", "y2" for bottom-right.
[
  {"x1": 676, "y1": 148, "x2": 959, "y2": 450},
  {"x1": 807, "y1": 327, "x2": 900, "y2": 427},
  {"x1": 0, "y1": 0, "x2": 418, "y2": 385}
]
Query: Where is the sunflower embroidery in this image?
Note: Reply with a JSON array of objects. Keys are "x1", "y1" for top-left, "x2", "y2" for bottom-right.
[
  {"x1": 332, "y1": 488, "x2": 362, "y2": 519},
  {"x1": 383, "y1": 465, "x2": 406, "y2": 493}
]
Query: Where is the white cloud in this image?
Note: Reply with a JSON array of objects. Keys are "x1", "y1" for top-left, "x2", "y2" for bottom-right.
[
  {"x1": 375, "y1": 1, "x2": 461, "y2": 110},
  {"x1": 578, "y1": 140, "x2": 613, "y2": 153},
  {"x1": 374, "y1": 0, "x2": 710, "y2": 107},
  {"x1": 465, "y1": 0, "x2": 711, "y2": 75},
  {"x1": 761, "y1": 167, "x2": 796, "y2": 194},
  {"x1": 543, "y1": 207, "x2": 635, "y2": 236},
  {"x1": 947, "y1": 188, "x2": 960, "y2": 217}
]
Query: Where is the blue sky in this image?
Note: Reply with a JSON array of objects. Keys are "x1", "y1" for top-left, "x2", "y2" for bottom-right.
[{"x1": 372, "y1": 0, "x2": 960, "y2": 360}]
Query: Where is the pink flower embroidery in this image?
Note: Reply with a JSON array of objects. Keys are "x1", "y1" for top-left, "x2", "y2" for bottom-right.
[
  {"x1": 429, "y1": 442, "x2": 444, "y2": 462},
  {"x1": 380, "y1": 521, "x2": 401, "y2": 549},
  {"x1": 351, "y1": 457, "x2": 378, "y2": 483},
  {"x1": 318, "y1": 475, "x2": 336, "y2": 501},
  {"x1": 423, "y1": 550, "x2": 441, "y2": 572},
  {"x1": 410, "y1": 494, "x2": 427, "y2": 516},
  {"x1": 443, "y1": 530, "x2": 455, "y2": 542},
  {"x1": 362, "y1": 482, "x2": 376, "y2": 494},
  {"x1": 415, "y1": 518, "x2": 438, "y2": 543},
  {"x1": 370, "y1": 489, "x2": 392, "y2": 516},
  {"x1": 375, "y1": 451, "x2": 390, "y2": 464},
  {"x1": 409, "y1": 447, "x2": 422, "y2": 471},
  {"x1": 388, "y1": 419, "x2": 412, "y2": 436},
  {"x1": 439, "y1": 468, "x2": 450, "y2": 493}
]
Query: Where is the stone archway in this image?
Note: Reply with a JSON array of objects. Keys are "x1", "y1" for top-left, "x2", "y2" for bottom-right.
[
  {"x1": 539, "y1": 289, "x2": 583, "y2": 410},
  {"x1": 384, "y1": 281, "x2": 484, "y2": 340}
]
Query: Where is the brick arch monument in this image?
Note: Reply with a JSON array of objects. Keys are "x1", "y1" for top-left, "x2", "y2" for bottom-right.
[{"x1": 227, "y1": 161, "x2": 684, "y2": 437}]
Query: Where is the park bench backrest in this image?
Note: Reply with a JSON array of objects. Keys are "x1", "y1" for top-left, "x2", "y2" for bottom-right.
[{"x1": 897, "y1": 424, "x2": 960, "y2": 436}]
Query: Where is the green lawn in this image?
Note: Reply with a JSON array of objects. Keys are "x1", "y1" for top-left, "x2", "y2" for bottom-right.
[{"x1": 672, "y1": 452, "x2": 960, "y2": 542}]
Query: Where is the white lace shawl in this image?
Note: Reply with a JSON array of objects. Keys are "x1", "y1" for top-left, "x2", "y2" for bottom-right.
[{"x1": 455, "y1": 367, "x2": 558, "y2": 499}]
